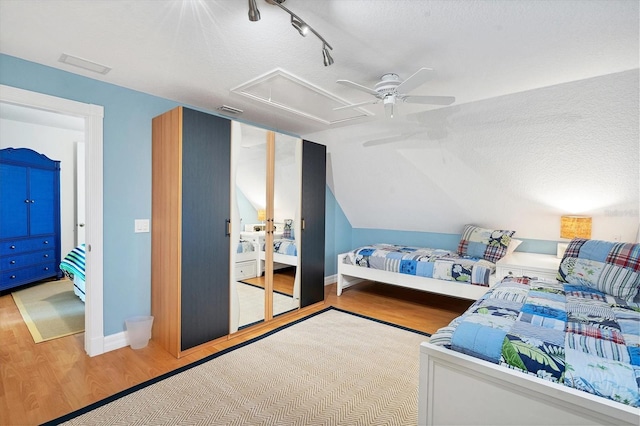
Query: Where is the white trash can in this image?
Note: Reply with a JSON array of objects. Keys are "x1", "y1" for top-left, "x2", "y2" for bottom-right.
[{"x1": 125, "y1": 315, "x2": 154, "y2": 349}]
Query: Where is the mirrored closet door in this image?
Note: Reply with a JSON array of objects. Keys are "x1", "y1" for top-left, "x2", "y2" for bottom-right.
[
  {"x1": 270, "y1": 131, "x2": 301, "y2": 321},
  {"x1": 230, "y1": 122, "x2": 301, "y2": 332}
]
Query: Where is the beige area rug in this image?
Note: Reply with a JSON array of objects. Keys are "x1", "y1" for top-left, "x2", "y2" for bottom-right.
[
  {"x1": 11, "y1": 278, "x2": 84, "y2": 343},
  {"x1": 237, "y1": 281, "x2": 298, "y2": 328},
  {"x1": 47, "y1": 308, "x2": 430, "y2": 426}
]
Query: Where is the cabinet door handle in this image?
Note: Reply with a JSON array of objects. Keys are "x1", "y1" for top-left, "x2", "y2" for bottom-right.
[
  {"x1": 10, "y1": 245, "x2": 15, "y2": 250},
  {"x1": 10, "y1": 275, "x2": 16, "y2": 279},
  {"x1": 44, "y1": 267, "x2": 49, "y2": 271},
  {"x1": 43, "y1": 241, "x2": 49, "y2": 244},
  {"x1": 43, "y1": 254, "x2": 49, "y2": 258},
  {"x1": 10, "y1": 260, "x2": 16, "y2": 264},
  {"x1": 225, "y1": 219, "x2": 231, "y2": 236},
  {"x1": 31, "y1": 200, "x2": 35, "y2": 203},
  {"x1": 25, "y1": 199, "x2": 30, "y2": 203}
]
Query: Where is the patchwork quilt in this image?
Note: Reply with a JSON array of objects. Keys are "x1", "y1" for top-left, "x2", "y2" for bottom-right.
[
  {"x1": 344, "y1": 243, "x2": 495, "y2": 286},
  {"x1": 272, "y1": 239, "x2": 297, "y2": 256},
  {"x1": 237, "y1": 239, "x2": 256, "y2": 253},
  {"x1": 430, "y1": 276, "x2": 640, "y2": 408}
]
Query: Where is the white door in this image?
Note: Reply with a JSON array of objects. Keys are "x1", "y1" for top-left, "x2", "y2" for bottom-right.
[{"x1": 76, "y1": 141, "x2": 85, "y2": 244}]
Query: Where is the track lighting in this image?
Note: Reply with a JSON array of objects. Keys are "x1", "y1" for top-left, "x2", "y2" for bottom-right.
[
  {"x1": 291, "y1": 16, "x2": 309, "y2": 37},
  {"x1": 248, "y1": 0, "x2": 261, "y2": 22},
  {"x1": 249, "y1": 0, "x2": 334, "y2": 66},
  {"x1": 322, "y1": 44, "x2": 334, "y2": 66}
]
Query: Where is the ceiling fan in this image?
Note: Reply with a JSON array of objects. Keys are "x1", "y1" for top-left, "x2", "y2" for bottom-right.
[{"x1": 334, "y1": 68, "x2": 455, "y2": 118}]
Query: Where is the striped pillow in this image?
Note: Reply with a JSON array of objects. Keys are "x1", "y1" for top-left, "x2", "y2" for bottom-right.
[{"x1": 557, "y1": 238, "x2": 640, "y2": 302}]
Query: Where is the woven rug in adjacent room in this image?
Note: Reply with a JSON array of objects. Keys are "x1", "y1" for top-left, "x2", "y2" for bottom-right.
[
  {"x1": 47, "y1": 308, "x2": 430, "y2": 426},
  {"x1": 11, "y1": 278, "x2": 84, "y2": 343}
]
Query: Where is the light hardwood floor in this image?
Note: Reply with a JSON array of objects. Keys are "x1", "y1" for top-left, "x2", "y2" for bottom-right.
[{"x1": 0, "y1": 281, "x2": 472, "y2": 425}]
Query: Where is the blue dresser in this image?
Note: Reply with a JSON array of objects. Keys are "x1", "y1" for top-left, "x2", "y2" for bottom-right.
[{"x1": 0, "y1": 148, "x2": 62, "y2": 291}]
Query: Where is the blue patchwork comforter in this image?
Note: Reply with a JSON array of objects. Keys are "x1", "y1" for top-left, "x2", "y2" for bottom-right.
[
  {"x1": 345, "y1": 244, "x2": 495, "y2": 286},
  {"x1": 269, "y1": 239, "x2": 297, "y2": 256},
  {"x1": 237, "y1": 239, "x2": 255, "y2": 253},
  {"x1": 430, "y1": 276, "x2": 640, "y2": 408}
]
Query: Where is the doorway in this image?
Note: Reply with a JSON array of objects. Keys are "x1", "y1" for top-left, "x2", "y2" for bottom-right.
[{"x1": 0, "y1": 84, "x2": 105, "y2": 356}]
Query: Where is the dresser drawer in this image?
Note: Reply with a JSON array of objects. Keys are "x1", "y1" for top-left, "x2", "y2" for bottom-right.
[
  {"x1": 523, "y1": 269, "x2": 559, "y2": 281},
  {"x1": 1, "y1": 249, "x2": 56, "y2": 271},
  {"x1": 235, "y1": 260, "x2": 257, "y2": 280},
  {"x1": 0, "y1": 236, "x2": 55, "y2": 256},
  {"x1": 0, "y1": 261, "x2": 58, "y2": 290},
  {"x1": 496, "y1": 266, "x2": 522, "y2": 279}
]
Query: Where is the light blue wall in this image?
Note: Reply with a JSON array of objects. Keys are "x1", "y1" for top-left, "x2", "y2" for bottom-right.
[
  {"x1": 0, "y1": 54, "x2": 181, "y2": 335},
  {"x1": 324, "y1": 187, "x2": 352, "y2": 276}
]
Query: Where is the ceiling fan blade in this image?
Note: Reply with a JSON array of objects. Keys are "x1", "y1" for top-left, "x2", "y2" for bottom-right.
[
  {"x1": 333, "y1": 100, "x2": 378, "y2": 111},
  {"x1": 363, "y1": 134, "x2": 405, "y2": 147},
  {"x1": 395, "y1": 67, "x2": 433, "y2": 94},
  {"x1": 363, "y1": 131, "x2": 421, "y2": 147},
  {"x1": 403, "y1": 95, "x2": 456, "y2": 105},
  {"x1": 336, "y1": 79, "x2": 379, "y2": 96}
]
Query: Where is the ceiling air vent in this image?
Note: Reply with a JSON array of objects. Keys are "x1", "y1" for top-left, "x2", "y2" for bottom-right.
[
  {"x1": 218, "y1": 105, "x2": 243, "y2": 115},
  {"x1": 58, "y1": 53, "x2": 111, "y2": 74}
]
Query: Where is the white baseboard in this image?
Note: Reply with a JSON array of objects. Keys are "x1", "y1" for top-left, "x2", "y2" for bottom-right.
[
  {"x1": 103, "y1": 331, "x2": 129, "y2": 353},
  {"x1": 100, "y1": 276, "x2": 338, "y2": 354}
]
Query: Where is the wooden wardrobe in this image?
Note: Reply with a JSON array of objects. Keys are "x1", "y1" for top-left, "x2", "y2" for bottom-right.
[
  {"x1": 151, "y1": 106, "x2": 231, "y2": 358},
  {"x1": 151, "y1": 107, "x2": 326, "y2": 358}
]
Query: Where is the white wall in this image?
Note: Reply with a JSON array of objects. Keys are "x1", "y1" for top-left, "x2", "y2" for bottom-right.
[
  {"x1": 0, "y1": 118, "x2": 84, "y2": 255},
  {"x1": 312, "y1": 69, "x2": 639, "y2": 243}
]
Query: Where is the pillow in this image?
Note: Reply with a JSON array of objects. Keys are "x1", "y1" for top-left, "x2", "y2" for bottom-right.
[
  {"x1": 557, "y1": 238, "x2": 640, "y2": 302},
  {"x1": 506, "y1": 239, "x2": 523, "y2": 255},
  {"x1": 282, "y1": 219, "x2": 294, "y2": 240},
  {"x1": 457, "y1": 225, "x2": 515, "y2": 263}
]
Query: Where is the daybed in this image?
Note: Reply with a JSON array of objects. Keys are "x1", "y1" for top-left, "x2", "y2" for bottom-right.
[
  {"x1": 261, "y1": 238, "x2": 298, "y2": 267},
  {"x1": 337, "y1": 225, "x2": 517, "y2": 301},
  {"x1": 419, "y1": 238, "x2": 640, "y2": 425},
  {"x1": 59, "y1": 244, "x2": 86, "y2": 302},
  {"x1": 235, "y1": 239, "x2": 258, "y2": 279}
]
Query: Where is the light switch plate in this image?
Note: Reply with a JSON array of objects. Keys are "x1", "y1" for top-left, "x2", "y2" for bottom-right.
[{"x1": 135, "y1": 219, "x2": 150, "y2": 233}]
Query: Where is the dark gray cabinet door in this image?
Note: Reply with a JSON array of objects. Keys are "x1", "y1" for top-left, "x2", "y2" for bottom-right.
[
  {"x1": 180, "y1": 108, "x2": 230, "y2": 351},
  {"x1": 300, "y1": 140, "x2": 326, "y2": 307}
]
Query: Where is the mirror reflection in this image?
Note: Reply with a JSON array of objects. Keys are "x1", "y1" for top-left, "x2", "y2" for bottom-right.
[
  {"x1": 230, "y1": 122, "x2": 300, "y2": 332},
  {"x1": 271, "y1": 133, "x2": 301, "y2": 317}
]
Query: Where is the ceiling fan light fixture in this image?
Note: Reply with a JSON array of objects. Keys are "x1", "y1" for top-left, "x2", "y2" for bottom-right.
[
  {"x1": 248, "y1": 0, "x2": 261, "y2": 21},
  {"x1": 322, "y1": 44, "x2": 334, "y2": 66},
  {"x1": 291, "y1": 16, "x2": 309, "y2": 36}
]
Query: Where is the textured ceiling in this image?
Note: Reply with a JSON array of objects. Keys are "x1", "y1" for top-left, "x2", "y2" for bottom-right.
[{"x1": 0, "y1": 0, "x2": 638, "y2": 141}]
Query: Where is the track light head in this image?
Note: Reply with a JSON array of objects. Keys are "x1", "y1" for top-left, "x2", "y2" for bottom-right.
[
  {"x1": 258, "y1": 0, "x2": 335, "y2": 66},
  {"x1": 248, "y1": 0, "x2": 261, "y2": 21},
  {"x1": 322, "y1": 45, "x2": 334, "y2": 66},
  {"x1": 291, "y1": 16, "x2": 309, "y2": 36}
]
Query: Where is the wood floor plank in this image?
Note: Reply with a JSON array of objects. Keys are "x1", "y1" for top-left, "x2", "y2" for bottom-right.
[{"x1": 0, "y1": 281, "x2": 471, "y2": 425}]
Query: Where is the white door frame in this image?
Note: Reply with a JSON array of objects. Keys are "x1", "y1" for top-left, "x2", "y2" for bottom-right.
[
  {"x1": 0, "y1": 84, "x2": 105, "y2": 356},
  {"x1": 76, "y1": 142, "x2": 86, "y2": 245}
]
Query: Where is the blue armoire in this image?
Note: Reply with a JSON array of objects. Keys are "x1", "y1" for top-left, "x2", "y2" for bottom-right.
[{"x1": 0, "y1": 147, "x2": 62, "y2": 291}]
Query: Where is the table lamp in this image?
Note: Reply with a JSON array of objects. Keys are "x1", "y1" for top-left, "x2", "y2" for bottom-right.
[{"x1": 557, "y1": 215, "x2": 592, "y2": 258}]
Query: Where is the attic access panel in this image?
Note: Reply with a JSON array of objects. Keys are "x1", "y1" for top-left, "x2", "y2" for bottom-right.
[{"x1": 231, "y1": 69, "x2": 373, "y2": 125}]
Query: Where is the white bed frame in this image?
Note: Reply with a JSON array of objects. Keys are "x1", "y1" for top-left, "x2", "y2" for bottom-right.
[
  {"x1": 336, "y1": 252, "x2": 496, "y2": 301},
  {"x1": 418, "y1": 343, "x2": 639, "y2": 425}
]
